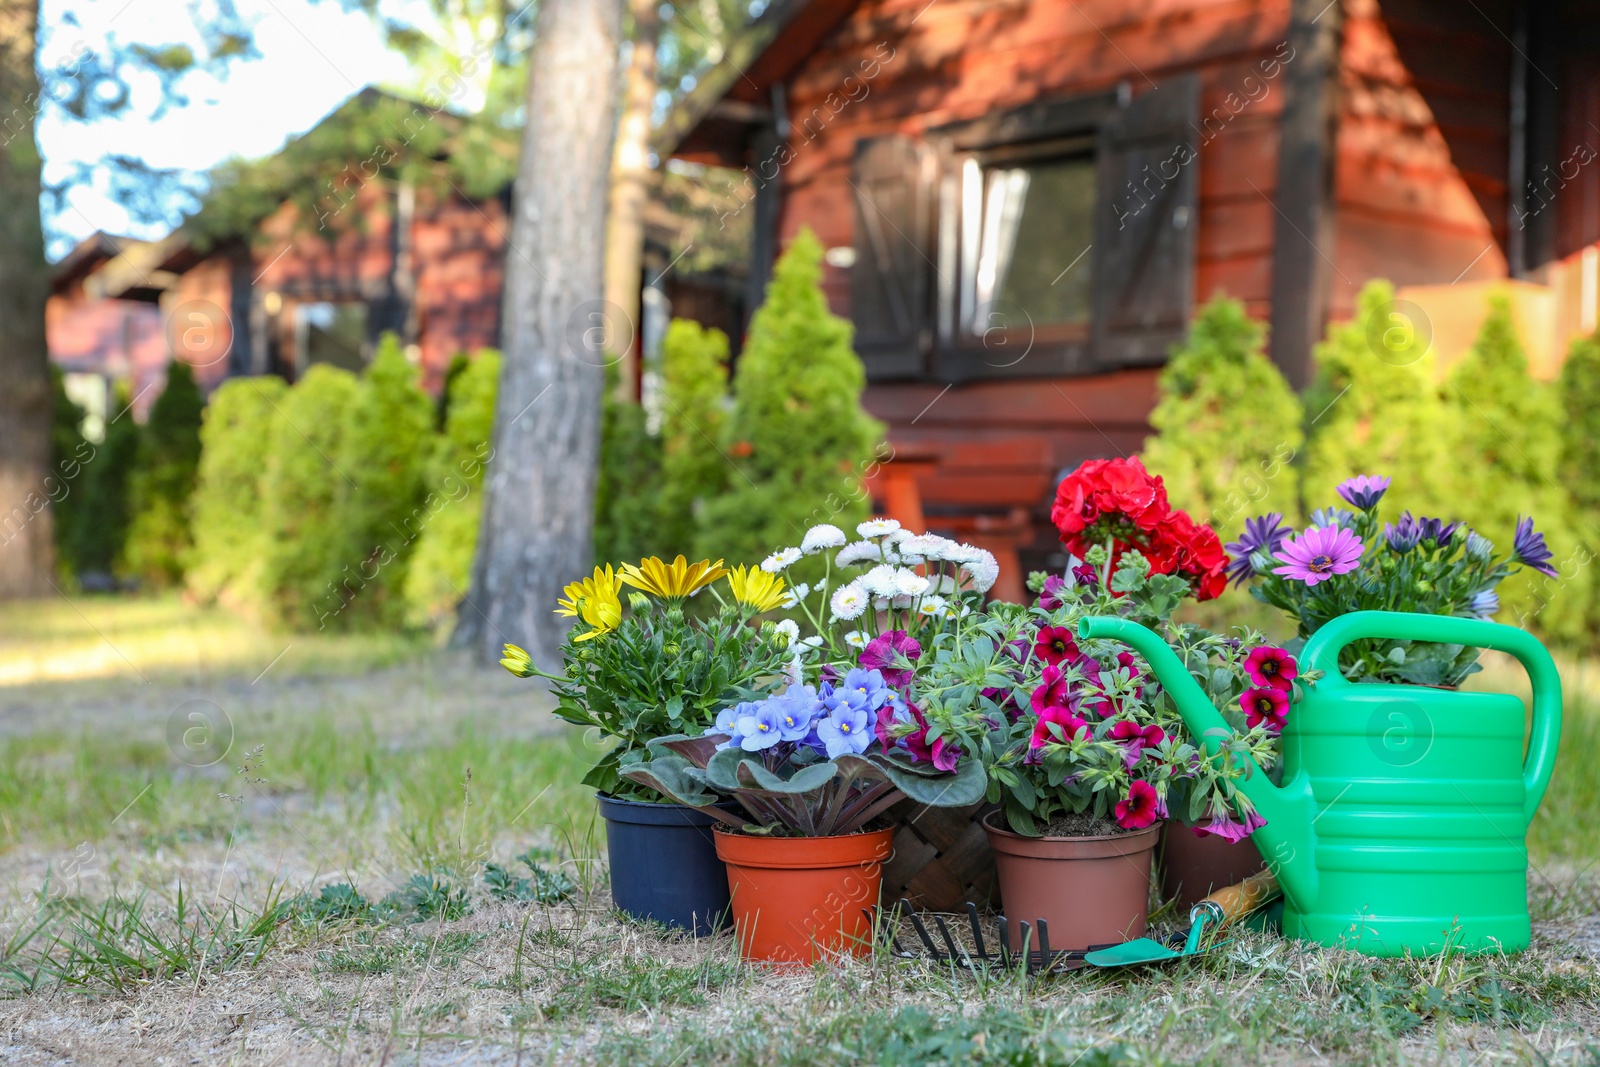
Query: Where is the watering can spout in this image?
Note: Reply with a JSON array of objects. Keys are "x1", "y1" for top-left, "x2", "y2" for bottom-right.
[{"x1": 1078, "y1": 617, "x2": 1319, "y2": 912}]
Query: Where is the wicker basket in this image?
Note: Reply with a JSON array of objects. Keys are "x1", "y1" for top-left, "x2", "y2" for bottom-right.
[{"x1": 880, "y1": 798, "x2": 999, "y2": 911}]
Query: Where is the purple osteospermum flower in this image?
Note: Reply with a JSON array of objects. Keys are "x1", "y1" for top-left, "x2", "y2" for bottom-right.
[
  {"x1": 1469, "y1": 589, "x2": 1500, "y2": 618},
  {"x1": 1384, "y1": 512, "x2": 1420, "y2": 553},
  {"x1": 1226, "y1": 513, "x2": 1290, "y2": 584},
  {"x1": 1336, "y1": 474, "x2": 1392, "y2": 511},
  {"x1": 816, "y1": 704, "x2": 873, "y2": 758},
  {"x1": 1273, "y1": 525, "x2": 1365, "y2": 586},
  {"x1": 735, "y1": 700, "x2": 788, "y2": 751},
  {"x1": 1512, "y1": 516, "x2": 1558, "y2": 577},
  {"x1": 1416, "y1": 516, "x2": 1462, "y2": 547},
  {"x1": 1309, "y1": 506, "x2": 1356, "y2": 530}
]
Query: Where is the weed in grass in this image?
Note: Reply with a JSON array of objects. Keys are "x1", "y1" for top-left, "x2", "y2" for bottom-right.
[
  {"x1": 542, "y1": 951, "x2": 743, "y2": 1021},
  {"x1": 316, "y1": 931, "x2": 484, "y2": 975},
  {"x1": 293, "y1": 883, "x2": 377, "y2": 925},
  {"x1": 379, "y1": 874, "x2": 470, "y2": 923},
  {"x1": 484, "y1": 847, "x2": 577, "y2": 905}
]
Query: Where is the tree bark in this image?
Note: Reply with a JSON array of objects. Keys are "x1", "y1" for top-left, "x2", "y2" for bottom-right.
[
  {"x1": 456, "y1": 0, "x2": 623, "y2": 665},
  {"x1": 0, "y1": 0, "x2": 55, "y2": 598},
  {"x1": 603, "y1": 0, "x2": 659, "y2": 400}
]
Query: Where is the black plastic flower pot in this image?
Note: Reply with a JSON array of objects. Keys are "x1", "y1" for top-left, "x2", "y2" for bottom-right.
[{"x1": 596, "y1": 793, "x2": 733, "y2": 935}]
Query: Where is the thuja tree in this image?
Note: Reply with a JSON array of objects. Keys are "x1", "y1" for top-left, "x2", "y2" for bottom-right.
[
  {"x1": 261, "y1": 365, "x2": 358, "y2": 630},
  {"x1": 64, "y1": 383, "x2": 141, "y2": 583},
  {"x1": 187, "y1": 375, "x2": 287, "y2": 609},
  {"x1": 695, "y1": 229, "x2": 884, "y2": 568},
  {"x1": 329, "y1": 336, "x2": 435, "y2": 630},
  {"x1": 1445, "y1": 296, "x2": 1590, "y2": 641},
  {"x1": 1142, "y1": 295, "x2": 1302, "y2": 535},
  {"x1": 593, "y1": 361, "x2": 662, "y2": 565},
  {"x1": 125, "y1": 360, "x2": 205, "y2": 588},
  {"x1": 1559, "y1": 333, "x2": 1600, "y2": 518},
  {"x1": 406, "y1": 349, "x2": 502, "y2": 632},
  {"x1": 655, "y1": 318, "x2": 730, "y2": 558},
  {"x1": 49, "y1": 367, "x2": 90, "y2": 574},
  {"x1": 1302, "y1": 280, "x2": 1456, "y2": 520}
]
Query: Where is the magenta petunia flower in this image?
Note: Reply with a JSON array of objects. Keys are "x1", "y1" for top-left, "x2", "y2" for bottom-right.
[
  {"x1": 1243, "y1": 646, "x2": 1297, "y2": 691},
  {"x1": 1272, "y1": 525, "x2": 1364, "y2": 586},
  {"x1": 859, "y1": 629, "x2": 921, "y2": 688},
  {"x1": 1239, "y1": 687, "x2": 1289, "y2": 733}
]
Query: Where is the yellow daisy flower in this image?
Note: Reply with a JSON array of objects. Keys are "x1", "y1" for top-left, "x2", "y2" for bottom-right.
[
  {"x1": 726, "y1": 564, "x2": 787, "y2": 614},
  {"x1": 619, "y1": 556, "x2": 727, "y2": 601},
  {"x1": 500, "y1": 643, "x2": 535, "y2": 677},
  {"x1": 554, "y1": 565, "x2": 624, "y2": 642}
]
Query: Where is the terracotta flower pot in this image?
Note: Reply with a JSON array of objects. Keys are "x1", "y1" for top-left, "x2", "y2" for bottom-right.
[
  {"x1": 1158, "y1": 823, "x2": 1266, "y2": 910},
  {"x1": 714, "y1": 826, "x2": 895, "y2": 965},
  {"x1": 982, "y1": 812, "x2": 1160, "y2": 950}
]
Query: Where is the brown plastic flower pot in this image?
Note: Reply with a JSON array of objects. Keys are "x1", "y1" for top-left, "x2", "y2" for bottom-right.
[
  {"x1": 1158, "y1": 823, "x2": 1265, "y2": 910},
  {"x1": 982, "y1": 812, "x2": 1160, "y2": 951},
  {"x1": 714, "y1": 826, "x2": 894, "y2": 965}
]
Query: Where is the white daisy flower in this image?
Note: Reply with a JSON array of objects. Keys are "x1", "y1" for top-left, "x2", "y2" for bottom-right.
[
  {"x1": 801, "y1": 524, "x2": 847, "y2": 554},
  {"x1": 834, "y1": 540, "x2": 884, "y2": 567},
  {"x1": 861, "y1": 564, "x2": 900, "y2": 597},
  {"x1": 961, "y1": 550, "x2": 1001, "y2": 594},
  {"x1": 856, "y1": 518, "x2": 902, "y2": 538},
  {"x1": 916, "y1": 594, "x2": 948, "y2": 616},
  {"x1": 893, "y1": 568, "x2": 929, "y2": 597},
  {"x1": 830, "y1": 581, "x2": 869, "y2": 621},
  {"x1": 772, "y1": 619, "x2": 800, "y2": 649},
  {"x1": 761, "y1": 547, "x2": 802, "y2": 572},
  {"x1": 930, "y1": 574, "x2": 961, "y2": 595},
  {"x1": 844, "y1": 630, "x2": 869, "y2": 650},
  {"x1": 783, "y1": 654, "x2": 805, "y2": 686},
  {"x1": 800, "y1": 635, "x2": 824, "y2": 649},
  {"x1": 945, "y1": 542, "x2": 985, "y2": 564},
  {"x1": 897, "y1": 534, "x2": 948, "y2": 562}
]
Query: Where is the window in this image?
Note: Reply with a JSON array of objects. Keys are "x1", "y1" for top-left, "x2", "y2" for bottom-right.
[
  {"x1": 61, "y1": 373, "x2": 109, "y2": 443},
  {"x1": 850, "y1": 75, "x2": 1201, "y2": 383},
  {"x1": 295, "y1": 302, "x2": 369, "y2": 373}
]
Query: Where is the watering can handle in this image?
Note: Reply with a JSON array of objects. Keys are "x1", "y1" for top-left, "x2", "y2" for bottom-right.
[{"x1": 1300, "y1": 610, "x2": 1563, "y2": 825}]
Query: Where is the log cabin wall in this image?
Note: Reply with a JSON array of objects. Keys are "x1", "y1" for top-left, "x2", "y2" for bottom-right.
[
  {"x1": 411, "y1": 189, "x2": 507, "y2": 393},
  {"x1": 759, "y1": 0, "x2": 1299, "y2": 565}
]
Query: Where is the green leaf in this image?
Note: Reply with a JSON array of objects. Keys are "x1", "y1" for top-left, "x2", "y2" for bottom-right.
[
  {"x1": 734, "y1": 758, "x2": 839, "y2": 795},
  {"x1": 619, "y1": 754, "x2": 720, "y2": 807},
  {"x1": 877, "y1": 757, "x2": 985, "y2": 807}
]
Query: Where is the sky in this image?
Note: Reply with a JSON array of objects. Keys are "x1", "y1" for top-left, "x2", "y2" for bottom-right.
[{"x1": 37, "y1": 0, "x2": 417, "y2": 258}]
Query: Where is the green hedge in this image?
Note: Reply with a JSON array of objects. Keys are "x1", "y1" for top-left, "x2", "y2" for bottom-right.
[
  {"x1": 655, "y1": 319, "x2": 730, "y2": 559},
  {"x1": 125, "y1": 360, "x2": 204, "y2": 588}
]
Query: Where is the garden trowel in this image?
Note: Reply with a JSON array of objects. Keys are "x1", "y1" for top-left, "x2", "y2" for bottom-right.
[{"x1": 1083, "y1": 868, "x2": 1281, "y2": 968}]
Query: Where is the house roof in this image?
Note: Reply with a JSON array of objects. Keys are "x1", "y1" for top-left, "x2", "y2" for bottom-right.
[{"x1": 655, "y1": 0, "x2": 858, "y2": 166}]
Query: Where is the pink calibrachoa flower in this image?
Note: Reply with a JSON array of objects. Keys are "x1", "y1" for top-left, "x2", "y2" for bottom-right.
[
  {"x1": 1243, "y1": 646, "x2": 1298, "y2": 692},
  {"x1": 1110, "y1": 719, "x2": 1164, "y2": 766},
  {"x1": 1115, "y1": 780, "x2": 1162, "y2": 829},
  {"x1": 1272, "y1": 524, "x2": 1364, "y2": 586},
  {"x1": 1030, "y1": 664, "x2": 1071, "y2": 714},
  {"x1": 1239, "y1": 687, "x2": 1289, "y2": 733},
  {"x1": 859, "y1": 629, "x2": 921, "y2": 688},
  {"x1": 1028, "y1": 705, "x2": 1089, "y2": 758},
  {"x1": 1032, "y1": 624, "x2": 1079, "y2": 666},
  {"x1": 1194, "y1": 805, "x2": 1267, "y2": 843}
]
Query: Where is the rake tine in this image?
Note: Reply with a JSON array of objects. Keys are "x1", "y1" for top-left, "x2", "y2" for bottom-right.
[
  {"x1": 906, "y1": 909, "x2": 943, "y2": 959},
  {"x1": 1037, "y1": 919, "x2": 1054, "y2": 972},
  {"x1": 933, "y1": 914, "x2": 961, "y2": 962},
  {"x1": 966, "y1": 902, "x2": 988, "y2": 961},
  {"x1": 1017, "y1": 921, "x2": 1033, "y2": 974},
  {"x1": 997, "y1": 915, "x2": 1012, "y2": 967}
]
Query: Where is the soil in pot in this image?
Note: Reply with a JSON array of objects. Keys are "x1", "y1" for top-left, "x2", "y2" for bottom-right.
[
  {"x1": 598, "y1": 794, "x2": 732, "y2": 935},
  {"x1": 715, "y1": 826, "x2": 894, "y2": 965},
  {"x1": 982, "y1": 812, "x2": 1160, "y2": 951},
  {"x1": 1158, "y1": 823, "x2": 1266, "y2": 911}
]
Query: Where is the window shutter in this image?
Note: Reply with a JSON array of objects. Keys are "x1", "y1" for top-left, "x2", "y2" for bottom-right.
[
  {"x1": 851, "y1": 135, "x2": 935, "y2": 380},
  {"x1": 1091, "y1": 74, "x2": 1200, "y2": 368}
]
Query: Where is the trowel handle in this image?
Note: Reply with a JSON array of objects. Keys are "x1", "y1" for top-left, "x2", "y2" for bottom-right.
[{"x1": 1192, "y1": 868, "x2": 1281, "y2": 928}]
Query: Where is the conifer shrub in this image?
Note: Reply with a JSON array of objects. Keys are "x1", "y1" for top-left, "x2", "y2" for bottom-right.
[
  {"x1": 1444, "y1": 295, "x2": 1590, "y2": 641},
  {"x1": 1302, "y1": 280, "x2": 1456, "y2": 521},
  {"x1": 593, "y1": 369, "x2": 662, "y2": 566},
  {"x1": 405, "y1": 349, "x2": 501, "y2": 632},
  {"x1": 323, "y1": 336, "x2": 436, "y2": 630},
  {"x1": 187, "y1": 375, "x2": 288, "y2": 609},
  {"x1": 655, "y1": 318, "x2": 730, "y2": 558},
  {"x1": 260, "y1": 364, "x2": 359, "y2": 630},
  {"x1": 64, "y1": 383, "x2": 141, "y2": 585},
  {"x1": 49, "y1": 367, "x2": 91, "y2": 576},
  {"x1": 1142, "y1": 295, "x2": 1302, "y2": 536},
  {"x1": 125, "y1": 360, "x2": 205, "y2": 588},
  {"x1": 694, "y1": 229, "x2": 884, "y2": 568},
  {"x1": 1559, "y1": 333, "x2": 1600, "y2": 518}
]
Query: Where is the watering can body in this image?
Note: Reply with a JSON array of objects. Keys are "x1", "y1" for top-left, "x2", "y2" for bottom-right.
[{"x1": 1081, "y1": 611, "x2": 1562, "y2": 957}]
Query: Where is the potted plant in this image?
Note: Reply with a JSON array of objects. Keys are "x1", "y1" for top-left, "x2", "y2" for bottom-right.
[
  {"x1": 500, "y1": 555, "x2": 792, "y2": 934},
  {"x1": 1227, "y1": 474, "x2": 1560, "y2": 685}
]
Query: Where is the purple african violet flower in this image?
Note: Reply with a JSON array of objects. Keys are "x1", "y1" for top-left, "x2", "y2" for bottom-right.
[
  {"x1": 1335, "y1": 474, "x2": 1391, "y2": 511},
  {"x1": 838, "y1": 667, "x2": 895, "y2": 714},
  {"x1": 1226, "y1": 513, "x2": 1290, "y2": 585},
  {"x1": 816, "y1": 703, "x2": 873, "y2": 758},
  {"x1": 1272, "y1": 525, "x2": 1364, "y2": 586},
  {"x1": 735, "y1": 700, "x2": 788, "y2": 751},
  {"x1": 708, "y1": 702, "x2": 754, "y2": 749},
  {"x1": 1469, "y1": 589, "x2": 1500, "y2": 618},
  {"x1": 859, "y1": 630, "x2": 921, "y2": 688},
  {"x1": 1512, "y1": 516, "x2": 1558, "y2": 577}
]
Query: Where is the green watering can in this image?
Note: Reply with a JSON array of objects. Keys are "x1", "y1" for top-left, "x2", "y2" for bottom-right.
[{"x1": 1081, "y1": 611, "x2": 1563, "y2": 957}]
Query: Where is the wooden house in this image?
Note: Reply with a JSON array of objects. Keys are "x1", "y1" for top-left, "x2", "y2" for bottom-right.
[{"x1": 660, "y1": 0, "x2": 1600, "y2": 598}]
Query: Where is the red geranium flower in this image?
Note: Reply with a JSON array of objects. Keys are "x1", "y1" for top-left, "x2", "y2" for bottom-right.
[
  {"x1": 1115, "y1": 780, "x2": 1162, "y2": 829},
  {"x1": 1239, "y1": 687, "x2": 1289, "y2": 733},
  {"x1": 1033, "y1": 625, "x2": 1079, "y2": 666},
  {"x1": 1243, "y1": 646, "x2": 1298, "y2": 692}
]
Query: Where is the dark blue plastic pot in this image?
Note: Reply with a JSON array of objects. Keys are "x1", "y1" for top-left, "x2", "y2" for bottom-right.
[{"x1": 597, "y1": 793, "x2": 732, "y2": 934}]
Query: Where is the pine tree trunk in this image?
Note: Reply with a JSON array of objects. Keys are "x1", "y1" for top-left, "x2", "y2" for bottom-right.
[
  {"x1": 0, "y1": 0, "x2": 54, "y2": 598},
  {"x1": 456, "y1": 0, "x2": 623, "y2": 665},
  {"x1": 603, "y1": 0, "x2": 659, "y2": 399}
]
